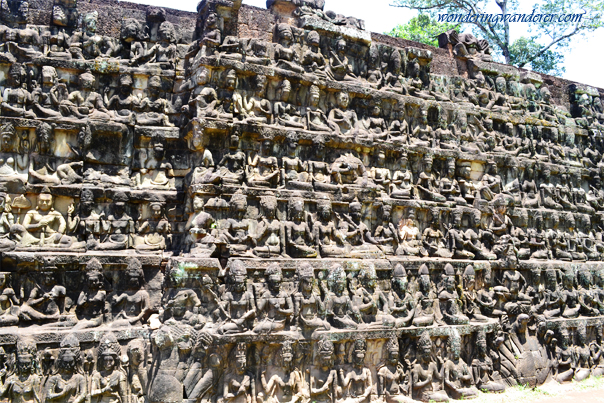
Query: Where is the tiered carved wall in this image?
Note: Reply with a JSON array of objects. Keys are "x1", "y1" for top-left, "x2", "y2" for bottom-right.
[{"x1": 0, "y1": 0, "x2": 604, "y2": 402}]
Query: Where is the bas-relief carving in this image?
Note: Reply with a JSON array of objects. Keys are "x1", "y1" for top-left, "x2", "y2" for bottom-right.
[{"x1": 0, "y1": 0, "x2": 604, "y2": 402}]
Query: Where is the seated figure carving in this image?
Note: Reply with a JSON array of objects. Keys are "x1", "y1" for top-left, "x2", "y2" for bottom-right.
[
  {"x1": 280, "y1": 134, "x2": 312, "y2": 190},
  {"x1": 216, "y1": 260, "x2": 256, "y2": 335},
  {"x1": 285, "y1": 198, "x2": 317, "y2": 258},
  {"x1": 111, "y1": 258, "x2": 152, "y2": 327},
  {"x1": 253, "y1": 195, "x2": 287, "y2": 258},
  {"x1": 324, "y1": 264, "x2": 359, "y2": 329},
  {"x1": 253, "y1": 264, "x2": 294, "y2": 334},
  {"x1": 274, "y1": 24, "x2": 303, "y2": 73},
  {"x1": 247, "y1": 140, "x2": 279, "y2": 188},
  {"x1": 1, "y1": 63, "x2": 35, "y2": 118},
  {"x1": 60, "y1": 71, "x2": 111, "y2": 120},
  {"x1": 293, "y1": 263, "x2": 330, "y2": 336},
  {"x1": 73, "y1": 258, "x2": 107, "y2": 330}
]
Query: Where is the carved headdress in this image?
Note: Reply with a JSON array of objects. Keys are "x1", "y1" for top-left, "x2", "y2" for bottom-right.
[
  {"x1": 296, "y1": 262, "x2": 314, "y2": 279},
  {"x1": 385, "y1": 336, "x2": 399, "y2": 353},
  {"x1": 417, "y1": 331, "x2": 432, "y2": 351},
  {"x1": 393, "y1": 263, "x2": 406, "y2": 278},
  {"x1": 98, "y1": 333, "x2": 122, "y2": 359}
]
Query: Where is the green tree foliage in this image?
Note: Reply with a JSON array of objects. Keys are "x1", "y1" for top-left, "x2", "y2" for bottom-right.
[
  {"x1": 386, "y1": 14, "x2": 460, "y2": 47},
  {"x1": 388, "y1": 0, "x2": 604, "y2": 75},
  {"x1": 508, "y1": 37, "x2": 565, "y2": 76}
]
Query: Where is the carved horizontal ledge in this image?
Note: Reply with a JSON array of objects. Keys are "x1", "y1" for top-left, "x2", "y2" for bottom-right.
[
  {"x1": 186, "y1": 56, "x2": 573, "y2": 127},
  {"x1": 1, "y1": 251, "x2": 167, "y2": 270},
  {"x1": 187, "y1": 184, "x2": 594, "y2": 210},
  {"x1": 2, "y1": 57, "x2": 180, "y2": 78},
  {"x1": 0, "y1": 183, "x2": 181, "y2": 203},
  {"x1": 297, "y1": 15, "x2": 371, "y2": 44},
  {"x1": 213, "y1": 320, "x2": 500, "y2": 344},
  {"x1": 191, "y1": 117, "x2": 587, "y2": 163},
  {"x1": 0, "y1": 116, "x2": 127, "y2": 136},
  {"x1": 0, "y1": 325, "x2": 150, "y2": 346},
  {"x1": 545, "y1": 316, "x2": 604, "y2": 330},
  {"x1": 208, "y1": 258, "x2": 604, "y2": 273}
]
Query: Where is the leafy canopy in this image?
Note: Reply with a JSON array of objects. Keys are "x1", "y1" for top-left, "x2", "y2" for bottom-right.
[
  {"x1": 386, "y1": 14, "x2": 460, "y2": 47},
  {"x1": 387, "y1": 0, "x2": 604, "y2": 75}
]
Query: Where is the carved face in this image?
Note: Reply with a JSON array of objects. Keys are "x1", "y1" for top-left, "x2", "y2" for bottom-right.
[
  {"x1": 268, "y1": 274, "x2": 281, "y2": 293},
  {"x1": 279, "y1": 26, "x2": 292, "y2": 44},
  {"x1": 120, "y1": 77, "x2": 132, "y2": 94},
  {"x1": 127, "y1": 270, "x2": 141, "y2": 289},
  {"x1": 84, "y1": 13, "x2": 97, "y2": 34},
  {"x1": 87, "y1": 272, "x2": 103, "y2": 290},
  {"x1": 387, "y1": 349, "x2": 398, "y2": 365},
  {"x1": 300, "y1": 277, "x2": 313, "y2": 293},
  {"x1": 159, "y1": 21, "x2": 175, "y2": 43},
  {"x1": 280, "y1": 82, "x2": 291, "y2": 102},
  {"x1": 128, "y1": 346, "x2": 142, "y2": 367},
  {"x1": 477, "y1": 338, "x2": 487, "y2": 356},
  {"x1": 8, "y1": 68, "x2": 22, "y2": 87},
  {"x1": 419, "y1": 274, "x2": 430, "y2": 291},
  {"x1": 381, "y1": 205, "x2": 391, "y2": 221},
  {"x1": 38, "y1": 194, "x2": 52, "y2": 211},
  {"x1": 236, "y1": 354, "x2": 246, "y2": 374},
  {"x1": 102, "y1": 354, "x2": 116, "y2": 371},
  {"x1": 255, "y1": 75, "x2": 267, "y2": 95},
  {"x1": 17, "y1": 354, "x2": 33, "y2": 374},
  {"x1": 346, "y1": 203, "x2": 360, "y2": 222},
  {"x1": 191, "y1": 130, "x2": 203, "y2": 151},
  {"x1": 206, "y1": 12, "x2": 218, "y2": 28},
  {"x1": 450, "y1": 340, "x2": 460, "y2": 360},
  {"x1": 353, "y1": 348, "x2": 365, "y2": 366},
  {"x1": 42, "y1": 68, "x2": 57, "y2": 87},
  {"x1": 483, "y1": 270, "x2": 492, "y2": 286},
  {"x1": 333, "y1": 277, "x2": 346, "y2": 295},
  {"x1": 458, "y1": 274, "x2": 471, "y2": 293},
  {"x1": 444, "y1": 275, "x2": 455, "y2": 292},
  {"x1": 18, "y1": 0, "x2": 29, "y2": 21},
  {"x1": 287, "y1": 139, "x2": 297, "y2": 154},
  {"x1": 392, "y1": 276, "x2": 407, "y2": 294},
  {"x1": 280, "y1": 348, "x2": 293, "y2": 367},
  {"x1": 150, "y1": 203, "x2": 162, "y2": 219},
  {"x1": 233, "y1": 276, "x2": 246, "y2": 293},
  {"x1": 318, "y1": 203, "x2": 331, "y2": 220},
  {"x1": 423, "y1": 157, "x2": 433, "y2": 173},
  {"x1": 59, "y1": 350, "x2": 77, "y2": 371},
  {"x1": 310, "y1": 90, "x2": 320, "y2": 107},
  {"x1": 319, "y1": 351, "x2": 333, "y2": 368},
  {"x1": 225, "y1": 74, "x2": 236, "y2": 90},
  {"x1": 337, "y1": 92, "x2": 349, "y2": 109},
  {"x1": 80, "y1": 74, "x2": 95, "y2": 90},
  {"x1": 362, "y1": 272, "x2": 377, "y2": 290},
  {"x1": 121, "y1": 19, "x2": 141, "y2": 42},
  {"x1": 196, "y1": 67, "x2": 210, "y2": 86},
  {"x1": 193, "y1": 195, "x2": 204, "y2": 212}
]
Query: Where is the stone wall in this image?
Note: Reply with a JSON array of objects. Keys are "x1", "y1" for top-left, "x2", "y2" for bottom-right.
[{"x1": 0, "y1": 0, "x2": 603, "y2": 402}]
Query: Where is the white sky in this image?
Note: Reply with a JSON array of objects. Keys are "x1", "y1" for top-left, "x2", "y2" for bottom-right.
[{"x1": 126, "y1": 0, "x2": 604, "y2": 89}]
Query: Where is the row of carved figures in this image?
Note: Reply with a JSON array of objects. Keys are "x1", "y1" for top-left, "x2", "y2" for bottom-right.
[
  {"x1": 190, "y1": 136, "x2": 604, "y2": 210},
  {"x1": 0, "y1": 65, "x2": 175, "y2": 126},
  {"x1": 2, "y1": 250, "x2": 604, "y2": 332},
  {"x1": 2, "y1": 180, "x2": 604, "y2": 260},
  {"x1": 184, "y1": 190, "x2": 604, "y2": 262},
  {"x1": 1, "y1": 310, "x2": 604, "y2": 403}
]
